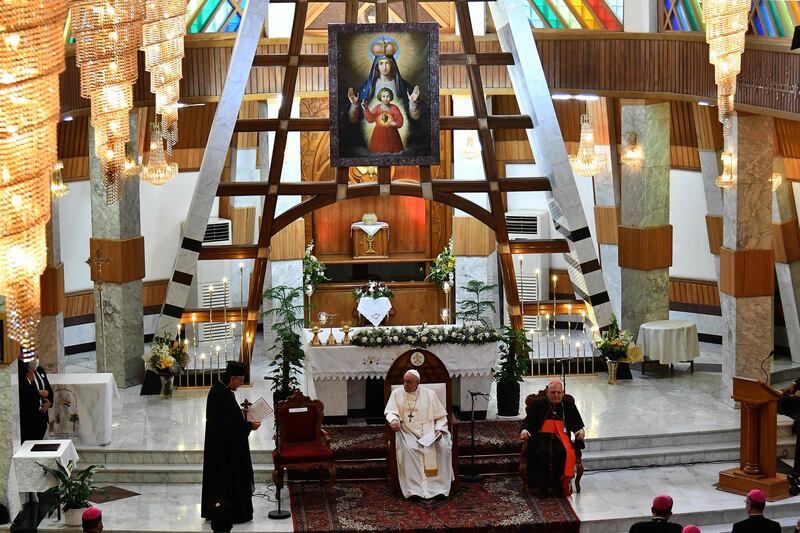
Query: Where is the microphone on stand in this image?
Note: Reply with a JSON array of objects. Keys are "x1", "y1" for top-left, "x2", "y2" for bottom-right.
[
  {"x1": 555, "y1": 358, "x2": 571, "y2": 391},
  {"x1": 463, "y1": 390, "x2": 491, "y2": 483}
]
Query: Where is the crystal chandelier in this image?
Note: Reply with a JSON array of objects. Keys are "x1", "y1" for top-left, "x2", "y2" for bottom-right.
[
  {"x1": 621, "y1": 132, "x2": 643, "y2": 164},
  {"x1": 141, "y1": 122, "x2": 178, "y2": 185},
  {"x1": 50, "y1": 161, "x2": 70, "y2": 198},
  {"x1": 71, "y1": 0, "x2": 143, "y2": 204},
  {"x1": 715, "y1": 151, "x2": 735, "y2": 189},
  {"x1": 142, "y1": 0, "x2": 186, "y2": 154},
  {"x1": 569, "y1": 113, "x2": 607, "y2": 176},
  {"x1": 771, "y1": 171, "x2": 783, "y2": 192},
  {"x1": 0, "y1": 1, "x2": 68, "y2": 358}
]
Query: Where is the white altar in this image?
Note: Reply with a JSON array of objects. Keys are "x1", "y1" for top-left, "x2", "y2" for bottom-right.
[
  {"x1": 302, "y1": 326, "x2": 499, "y2": 419},
  {"x1": 47, "y1": 373, "x2": 120, "y2": 445}
]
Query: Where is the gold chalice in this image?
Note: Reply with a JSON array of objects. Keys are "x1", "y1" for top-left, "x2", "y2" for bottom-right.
[
  {"x1": 341, "y1": 323, "x2": 352, "y2": 345},
  {"x1": 310, "y1": 325, "x2": 322, "y2": 346}
]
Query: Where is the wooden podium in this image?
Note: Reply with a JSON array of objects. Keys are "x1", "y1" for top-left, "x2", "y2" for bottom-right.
[{"x1": 718, "y1": 377, "x2": 789, "y2": 500}]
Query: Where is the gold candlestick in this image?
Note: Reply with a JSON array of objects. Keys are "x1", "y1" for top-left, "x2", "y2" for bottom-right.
[
  {"x1": 311, "y1": 326, "x2": 322, "y2": 346},
  {"x1": 325, "y1": 313, "x2": 339, "y2": 345},
  {"x1": 341, "y1": 324, "x2": 351, "y2": 345}
]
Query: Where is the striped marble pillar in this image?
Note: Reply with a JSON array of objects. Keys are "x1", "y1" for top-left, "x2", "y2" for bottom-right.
[
  {"x1": 88, "y1": 113, "x2": 145, "y2": 388},
  {"x1": 489, "y1": 0, "x2": 613, "y2": 331},
  {"x1": 619, "y1": 101, "x2": 671, "y2": 335},
  {"x1": 720, "y1": 114, "x2": 775, "y2": 395},
  {"x1": 38, "y1": 201, "x2": 65, "y2": 374},
  {"x1": 588, "y1": 98, "x2": 622, "y2": 320},
  {"x1": 772, "y1": 156, "x2": 800, "y2": 362}
]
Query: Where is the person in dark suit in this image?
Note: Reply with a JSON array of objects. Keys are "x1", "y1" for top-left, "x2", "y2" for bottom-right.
[
  {"x1": 628, "y1": 495, "x2": 682, "y2": 533},
  {"x1": 18, "y1": 357, "x2": 54, "y2": 442},
  {"x1": 731, "y1": 489, "x2": 781, "y2": 533}
]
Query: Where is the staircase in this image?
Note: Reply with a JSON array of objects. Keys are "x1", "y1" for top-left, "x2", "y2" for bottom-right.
[{"x1": 77, "y1": 420, "x2": 797, "y2": 485}]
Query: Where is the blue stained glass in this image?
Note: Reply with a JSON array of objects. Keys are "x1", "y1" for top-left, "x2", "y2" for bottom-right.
[
  {"x1": 752, "y1": 11, "x2": 765, "y2": 36},
  {"x1": 526, "y1": 3, "x2": 546, "y2": 28},
  {"x1": 226, "y1": 12, "x2": 241, "y2": 32},
  {"x1": 664, "y1": 0, "x2": 681, "y2": 31},
  {"x1": 675, "y1": 1, "x2": 691, "y2": 31},
  {"x1": 758, "y1": 2, "x2": 776, "y2": 37}
]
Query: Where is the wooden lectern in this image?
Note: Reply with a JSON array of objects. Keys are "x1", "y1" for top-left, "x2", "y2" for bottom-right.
[{"x1": 718, "y1": 377, "x2": 789, "y2": 501}]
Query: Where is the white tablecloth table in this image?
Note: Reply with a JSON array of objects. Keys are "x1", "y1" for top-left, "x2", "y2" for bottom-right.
[
  {"x1": 47, "y1": 373, "x2": 119, "y2": 446},
  {"x1": 13, "y1": 439, "x2": 79, "y2": 492},
  {"x1": 636, "y1": 320, "x2": 700, "y2": 365},
  {"x1": 302, "y1": 326, "x2": 498, "y2": 418}
]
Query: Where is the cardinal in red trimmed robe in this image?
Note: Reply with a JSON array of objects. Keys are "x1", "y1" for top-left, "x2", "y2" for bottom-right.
[
  {"x1": 520, "y1": 379, "x2": 585, "y2": 497},
  {"x1": 361, "y1": 87, "x2": 405, "y2": 153}
]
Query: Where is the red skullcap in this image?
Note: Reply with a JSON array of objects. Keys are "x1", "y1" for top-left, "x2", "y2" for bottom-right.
[
  {"x1": 682, "y1": 526, "x2": 701, "y2": 533},
  {"x1": 747, "y1": 489, "x2": 766, "y2": 504},
  {"x1": 82, "y1": 507, "x2": 102, "y2": 520},
  {"x1": 651, "y1": 495, "x2": 673, "y2": 511}
]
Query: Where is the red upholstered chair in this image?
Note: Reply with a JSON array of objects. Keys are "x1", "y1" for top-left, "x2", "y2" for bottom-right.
[
  {"x1": 383, "y1": 349, "x2": 460, "y2": 494},
  {"x1": 272, "y1": 390, "x2": 335, "y2": 493},
  {"x1": 519, "y1": 389, "x2": 585, "y2": 493}
]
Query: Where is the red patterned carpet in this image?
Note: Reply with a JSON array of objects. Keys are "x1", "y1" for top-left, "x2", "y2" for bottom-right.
[{"x1": 289, "y1": 477, "x2": 580, "y2": 532}]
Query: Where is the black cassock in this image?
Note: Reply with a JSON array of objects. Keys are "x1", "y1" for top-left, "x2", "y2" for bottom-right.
[
  {"x1": 521, "y1": 398, "x2": 584, "y2": 491},
  {"x1": 18, "y1": 359, "x2": 54, "y2": 443},
  {"x1": 201, "y1": 381, "x2": 255, "y2": 523}
]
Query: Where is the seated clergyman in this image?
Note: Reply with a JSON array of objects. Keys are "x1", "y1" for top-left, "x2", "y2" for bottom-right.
[
  {"x1": 384, "y1": 369, "x2": 454, "y2": 500},
  {"x1": 520, "y1": 379, "x2": 585, "y2": 497}
]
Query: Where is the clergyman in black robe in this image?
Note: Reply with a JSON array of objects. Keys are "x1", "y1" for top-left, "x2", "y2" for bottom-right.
[
  {"x1": 201, "y1": 361, "x2": 262, "y2": 524},
  {"x1": 520, "y1": 379, "x2": 585, "y2": 497},
  {"x1": 18, "y1": 357, "x2": 54, "y2": 443}
]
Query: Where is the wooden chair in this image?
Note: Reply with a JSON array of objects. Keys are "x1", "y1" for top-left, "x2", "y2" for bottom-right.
[
  {"x1": 272, "y1": 390, "x2": 335, "y2": 493},
  {"x1": 519, "y1": 388, "x2": 585, "y2": 493},
  {"x1": 384, "y1": 349, "x2": 460, "y2": 493}
]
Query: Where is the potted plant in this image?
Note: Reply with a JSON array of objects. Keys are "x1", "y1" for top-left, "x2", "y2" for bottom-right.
[
  {"x1": 596, "y1": 315, "x2": 633, "y2": 384},
  {"x1": 494, "y1": 326, "x2": 531, "y2": 416},
  {"x1": 38, "y1": 462, "x2": 103, "y2": 526},
  {"x1": 146, "y1": 332, "x2": 189, "y2": 398},
  {"x1": 262, "y1": 286, "x2": 306, "y2": 404},
  {"x1": 456, "y1": 279, "x2": 497, "y2": 325}
]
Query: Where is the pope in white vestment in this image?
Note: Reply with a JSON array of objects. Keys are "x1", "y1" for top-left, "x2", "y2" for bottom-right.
[{"x1": 384, "y1": 369, "x2": 454, "y2": 499}]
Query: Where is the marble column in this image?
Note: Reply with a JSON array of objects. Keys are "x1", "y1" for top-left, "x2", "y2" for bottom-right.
[
  {"x1": 261, "y1": 259, "x2": 302, "y2": 362},
  {"x1": 38, "y1": 200, "x2": 65, "y2": 374},
  {"x1": 588, "y1": 98, "x2": 622, "y2": 320},
  {"x1": 772, "y1": 156, "x2": 800, "y2": 362},
  {"x1": 454, "y1": 253, "x2": 500, "y2": 328},
  {"x1": 619, "y1": 101, "x2": 671, "y2": 335},
  {"x1": 0, "y1": 362, "x2": 22, "y2": 521},
  {"x1": 88, "y1": 113, "x2": 145, "y2": 388},
  {"x1": 720, "y1": 115, "x2": 774, "y2": 395},
  {"x1": 489, "y1": 0, "x2": 613, "y2": 331}
]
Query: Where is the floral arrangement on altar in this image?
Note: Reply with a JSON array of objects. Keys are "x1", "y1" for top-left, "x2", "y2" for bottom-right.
[
  {"x1": 303, "y1": 240, "x2": 329, "y2": 295},
  {"x1": 353, "y1": 280, "x2": 394, "y2": 300},
  {"x1": 426, "y1": 237, "x2": 455, "y2": 289},
  {"x1": 147, "y1": 332, "x2": 189, "y2": 376},
  {"x1": 596, "y1": 315, "x2": 633, "y2": 361},
  {"x1": 351, "y1": 324, "x2": 500, "y2": 348}
]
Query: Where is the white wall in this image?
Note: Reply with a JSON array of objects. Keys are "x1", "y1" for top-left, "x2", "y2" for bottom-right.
[
  {"x1": 59, "y1": 173, "x2": 200, "y2": 292},
  {"x1": 623, "y1": 0, "x2": 657, "y2": 33},
  {"x1": 669, "y1": 169, "x2": 717, "y2": 281}
]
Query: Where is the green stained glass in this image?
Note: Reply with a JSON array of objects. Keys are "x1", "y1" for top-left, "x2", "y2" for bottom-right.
[
  {"x1": 551, "y1": 0, "x2": 582, "y2": 28},
  {"x1": 190, "y1": 0, "x2": 222, "y2": 33},
  {"x1": 531, "y1": 0, "x2": 563, "y2": 28}
]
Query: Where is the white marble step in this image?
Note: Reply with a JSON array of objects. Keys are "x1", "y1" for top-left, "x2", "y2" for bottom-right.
[
  {"x1": 89, "y1": 462, "x2": 275, "y2": 484},
  {"x1": 78, "y1": 448, "x2": 272, "y2": 465}
]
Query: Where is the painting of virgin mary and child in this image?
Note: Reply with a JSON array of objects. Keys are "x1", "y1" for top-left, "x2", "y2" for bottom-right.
[{"x1": 329, "y1": 23, "x2": 440, "y2": 167}]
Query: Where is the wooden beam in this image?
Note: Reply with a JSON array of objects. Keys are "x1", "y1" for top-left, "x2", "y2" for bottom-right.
[
  {"x1": 181, "y1": 309, "x2": 247, "y2": 324},
  {"x1": 233, "y1": 115, "x2": 534, "y2": 132},
  {"x1": 509, "y1": 239, "x2": 571, "y2": 254},
  {"x1": 252, "y1": 52, "x2": 514, "y2": 67},
  {"x1": 198, "y1": 244, "x2": 259, "y2": 260}
]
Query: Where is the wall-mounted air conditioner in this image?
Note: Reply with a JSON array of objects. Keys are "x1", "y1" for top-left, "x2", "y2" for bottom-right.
[{"x1": 504, "y1": 209, "x2": 551, "y2": 329}]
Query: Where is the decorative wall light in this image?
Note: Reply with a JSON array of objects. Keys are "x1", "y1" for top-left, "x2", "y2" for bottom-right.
[
  {"x1": 569, "y1": 113, "x2": 607, "y2": 176},
  {"x1": 71, "y1": 0, "x2": 143, "y2": 204},
  {"x1": 0, "y1": 1, "x2": 68, "y2": 357},
  {"x1": 771, "y1": 171, "x2": 783, "y2": 192},
  {"x1": 50, "y1": 161, "x2": 69, "y2": 198},
  {"x1": 141, "y1": 122, "x2": 178, "y2": 185},
  {"x1": 141, "y1": 0, "x2": 186, "y2": 154},
  {"x1": 620, "y1": 131, "x2": 643, "y2": 164},
  {"x1": 715, "y1": 151, "x2": 735, "y2": 189}
]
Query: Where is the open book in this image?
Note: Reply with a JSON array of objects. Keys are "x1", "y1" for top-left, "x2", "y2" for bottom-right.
[
  {"x1": 417, "y1": 432, "x2": 438, "y2": 447},
  {"x1": 245, "y1": 397, "x2": 273, "y2": 422}
]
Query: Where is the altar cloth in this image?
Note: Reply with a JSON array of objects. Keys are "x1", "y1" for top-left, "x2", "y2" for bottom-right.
[{"x1": 357, "y1": 296, "x2": 393, "y2": 326}]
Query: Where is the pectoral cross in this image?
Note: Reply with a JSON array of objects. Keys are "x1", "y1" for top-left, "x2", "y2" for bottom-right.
[{"x1": 407, "y1": 412, "x2": 414, "y2": 421}]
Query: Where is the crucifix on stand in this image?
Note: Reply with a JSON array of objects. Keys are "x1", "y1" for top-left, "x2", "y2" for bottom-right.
[{"x1": 86, "y1": 248, "x2": 111, "y2": 373}]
